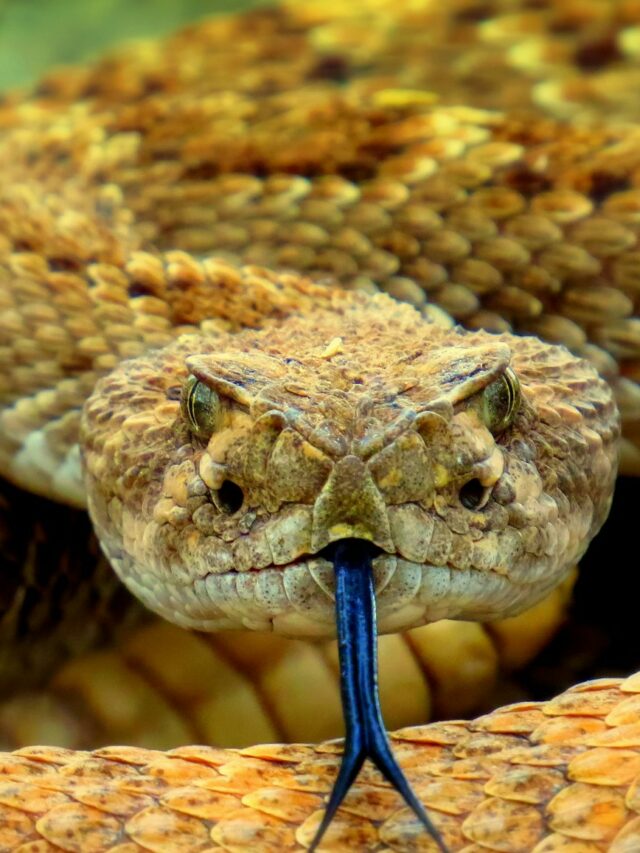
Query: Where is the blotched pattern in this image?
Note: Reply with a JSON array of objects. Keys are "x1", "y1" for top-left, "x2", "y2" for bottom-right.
[{"x1": 2, "y1": 0, "x2": 640, "y2": 477}]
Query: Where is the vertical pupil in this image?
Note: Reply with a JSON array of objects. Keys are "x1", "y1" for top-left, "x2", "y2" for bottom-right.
[
  {"x1": 499, "y1": 377, "x2": 511, "y2": 422},
  {"x1": 483, "y1": 374, "x2": 515, "y2": 432},
  {"x1": 193, "y1": 388, "x2": 206, "y2": 424},
  {"x1": 189, "y1": 381, "x2": 214, "y2": 432},
  {"x1": 188, "y1": 382, "x2": 201, "y2": 426}
]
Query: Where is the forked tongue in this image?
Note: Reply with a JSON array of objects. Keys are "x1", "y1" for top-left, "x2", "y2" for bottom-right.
[{"x1": 309, "y1": 539, "x2": 448, "y2": 852}]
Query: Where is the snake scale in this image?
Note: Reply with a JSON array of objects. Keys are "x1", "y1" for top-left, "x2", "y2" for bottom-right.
[{"x1": 1, "y1": 0, "x2": 640, "y2": 849}]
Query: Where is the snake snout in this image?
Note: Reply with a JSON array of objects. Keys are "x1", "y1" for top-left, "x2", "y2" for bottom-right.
[{"x1": 310, "y1": 455, "x2": 395, "y2": 553}]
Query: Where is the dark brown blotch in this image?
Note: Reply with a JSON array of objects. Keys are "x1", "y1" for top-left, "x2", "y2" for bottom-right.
[
  {"x1": 129, "y1": 281, "x2": 154, "y2": 299},
  {"x1": 308, "y1": 54, "x2": 352, "y2": 83},
  {"x1": 454, "y1": 3, "x2": 496, "y2": 24},
  {"x1": 574, "y1": 34, "x2": 622, "y2": 72},
  {"x1": 183, "y1": 161, "x2": 220, "y2": 181},
  {"x1": 505, "y1": 166, "x2": 553, "y2": 197},
  {"x1": 588, "y1": 170, "x2": 632, "y2": 203}
]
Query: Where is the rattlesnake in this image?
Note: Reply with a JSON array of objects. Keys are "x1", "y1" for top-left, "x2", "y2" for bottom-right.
[{"x1": 1, "y1": 0, "x2": 640, "y2": 849}]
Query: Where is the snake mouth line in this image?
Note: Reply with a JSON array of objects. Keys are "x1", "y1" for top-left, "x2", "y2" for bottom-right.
[
  {"x1": 190, "y1": 551, "x2": 554, "y2": 638},
  {"x1": 202, "y1": 548, "x2": 510, "y2": 582},
  {"x1": 203, "y1": 545, "x2": 385, "y2": 580},
  {"x1": 200, "y1": 550, "x2": 537, "y2": 596}
]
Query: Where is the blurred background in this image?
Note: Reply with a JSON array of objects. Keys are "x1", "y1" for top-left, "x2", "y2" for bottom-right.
[{"x1": 0, "y1": 0, "x2": 261, "y2": 89}]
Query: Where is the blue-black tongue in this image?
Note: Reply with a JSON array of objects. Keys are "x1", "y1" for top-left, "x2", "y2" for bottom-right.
[{"x1": 309, "y1": 538, "x2": 448, "y2": 852}]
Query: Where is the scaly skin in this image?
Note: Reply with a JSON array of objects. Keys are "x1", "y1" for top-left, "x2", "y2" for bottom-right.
[
  {"x1": 2, "y1": 674, "x2": 640, "y2": 851},
  {"x1": 0, "y1": 0, "x2": 638, "y2": 849},
  {"x1": 80, "y1": 290, "x2": 616, "y2": 637}
]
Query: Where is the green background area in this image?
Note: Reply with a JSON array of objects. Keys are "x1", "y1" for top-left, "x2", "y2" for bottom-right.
[{"x1": 0, "y1": 0, "x2": 260, "y2": 90}]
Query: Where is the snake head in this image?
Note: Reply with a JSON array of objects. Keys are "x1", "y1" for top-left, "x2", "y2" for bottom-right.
[{"x1": 81, "y1": 295, "x2": 619, "y2": 638}]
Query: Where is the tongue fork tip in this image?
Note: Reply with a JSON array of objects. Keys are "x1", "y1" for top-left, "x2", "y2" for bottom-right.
[{"x1": 308, "y1": 538, "x2": 449, "y2": 853}]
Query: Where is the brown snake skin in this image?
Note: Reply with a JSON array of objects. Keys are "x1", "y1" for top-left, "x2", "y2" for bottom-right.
[{"x1": 1, "y1": 0, "x2": 640, "y2": 849}]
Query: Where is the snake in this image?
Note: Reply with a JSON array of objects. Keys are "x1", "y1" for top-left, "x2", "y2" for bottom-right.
[{"x1": 1, "y1": 0, "x2": 640, "y2": 849}]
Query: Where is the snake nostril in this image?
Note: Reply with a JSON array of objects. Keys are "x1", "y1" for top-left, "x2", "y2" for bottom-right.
[
  {"x1": 216, "y1": 479, "x2": 244, "y2": 514},
  {"x1": 459, "y1": 478, "x2": 488, "y2": 511}
]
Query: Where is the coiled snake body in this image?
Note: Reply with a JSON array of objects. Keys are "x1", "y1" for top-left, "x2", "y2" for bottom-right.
[{"x1": 1, "y1": 1, "x2": 640, "y2": 849}]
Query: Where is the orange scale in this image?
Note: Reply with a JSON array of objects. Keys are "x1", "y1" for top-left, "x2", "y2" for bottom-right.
[
  {"x1": 57, "y1": 759, "x2": 143, "y2": 786},
  {"x1": 146, "y1": 757, "x2": 217, "y2": 786},
  {"x1": 215, "y1": 757, "x2": 304, "y2": 796},
  {"x1": 584, "y1": 721, "x2": 640, "y2": 748},
  {"x1": 452, "y1": 732, "x2": 525, "y2": 760},
  {"x1": 609, "y1": 815, "x2": 640, "y2": 852},
  {"x1": 114, "y1": 774, "x2": 170, "y2": 798},
  {"x1": 71, "y1": 786, "x2": 155, "y2": 818},
  {"x1": 14, "y1": 747, "x2": 78, "y2": 765},
  {"x1": 392, "y1": 722, "x2": 468, "y2": 746},
  {"x1": 531, "y1": 716, "x2": 608, "y2": 745},
  {"x1": 473, "y1": 706, "x2": 547, "y2": 735},
  {"x1": 0, "y1": 757, "x2": 51, "y2": 780},
  {"x1": 326, "y1": 783, "x2": 401, "y2": 822},
  {"x1": 0, "y1": 782, "x2": 70, "y2": 814},
  {"x1": 484, "y1": 766, "x2": 566, "y2": 805},
  {"x1": 211, "y1": 805, "x2": 298, "y2": 851},
  {"x1": 92, "y1": 746, "x2": 162, "y2": 767},
  {"x1": 13, "y1": 841, "x2": 71, "y2": 853},
  {"x1": 237, "y1": 743, "x2": 314, "y2": 764},
  {"x1": 0, "y1": 803, "x2": 38, "y2": 849},
  {"x1": 627, "y1": 776, "x2": 640, "y2": 813},
  {"x1": 159, "y1": 787, "x2": 241, "y2": 821},
  {"x1": 166, "y1": 746, "x2": 231, "y2": 767},
  {"x1": 543, "y1": 688, "x2": 624, "y2": 718},
  {"x1": 530, "y1": 832, "x2": 603, "y2": 851},
  {"x1": 241, "y1": 786, "x2": 321, "y2": 824},
  {"x1": 435, "y1": 757, "x2": 509, "y2": 781},
  {"x1": 503, "y1": 743, "x2": 581, "y2": 767},
  {"x1": 392, "y1": 743, "x2": 447, "y2": 771},
  {"x1": 547, "y1": 782, "x2": 628, "y2": 842},
  {"x1": 417, "y1": 777, "x2": 485, "y2": 816},
  {"x1": 124, "y1": 804, "x2": 211, "y2": 852},
  {"x1": 35, "y1": 802, "x2": 122, "y2": 852},
  {"x1": 620, "y1": 673, "x2": 640, "y2": 693},
  {"x1": 605, "y1": 695, "x2": 640, "y2": 727},
  {"x1": 462, "y1": 798, "x2": 545, "y2": 852},
  {"x1": 380, "y1": 807, "x2": 466, "y2": 851},
  {"x1": 568, "y1": 748, "x2": 640, "y2": 787}
]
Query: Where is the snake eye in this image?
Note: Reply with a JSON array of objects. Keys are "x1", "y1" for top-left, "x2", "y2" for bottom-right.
[
  {"x1": 181, "y1": 375, "x2": 222, "y2": 440},
  {"x1": 481, "y1": 367, "x2": 520, "y2": 434}
]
